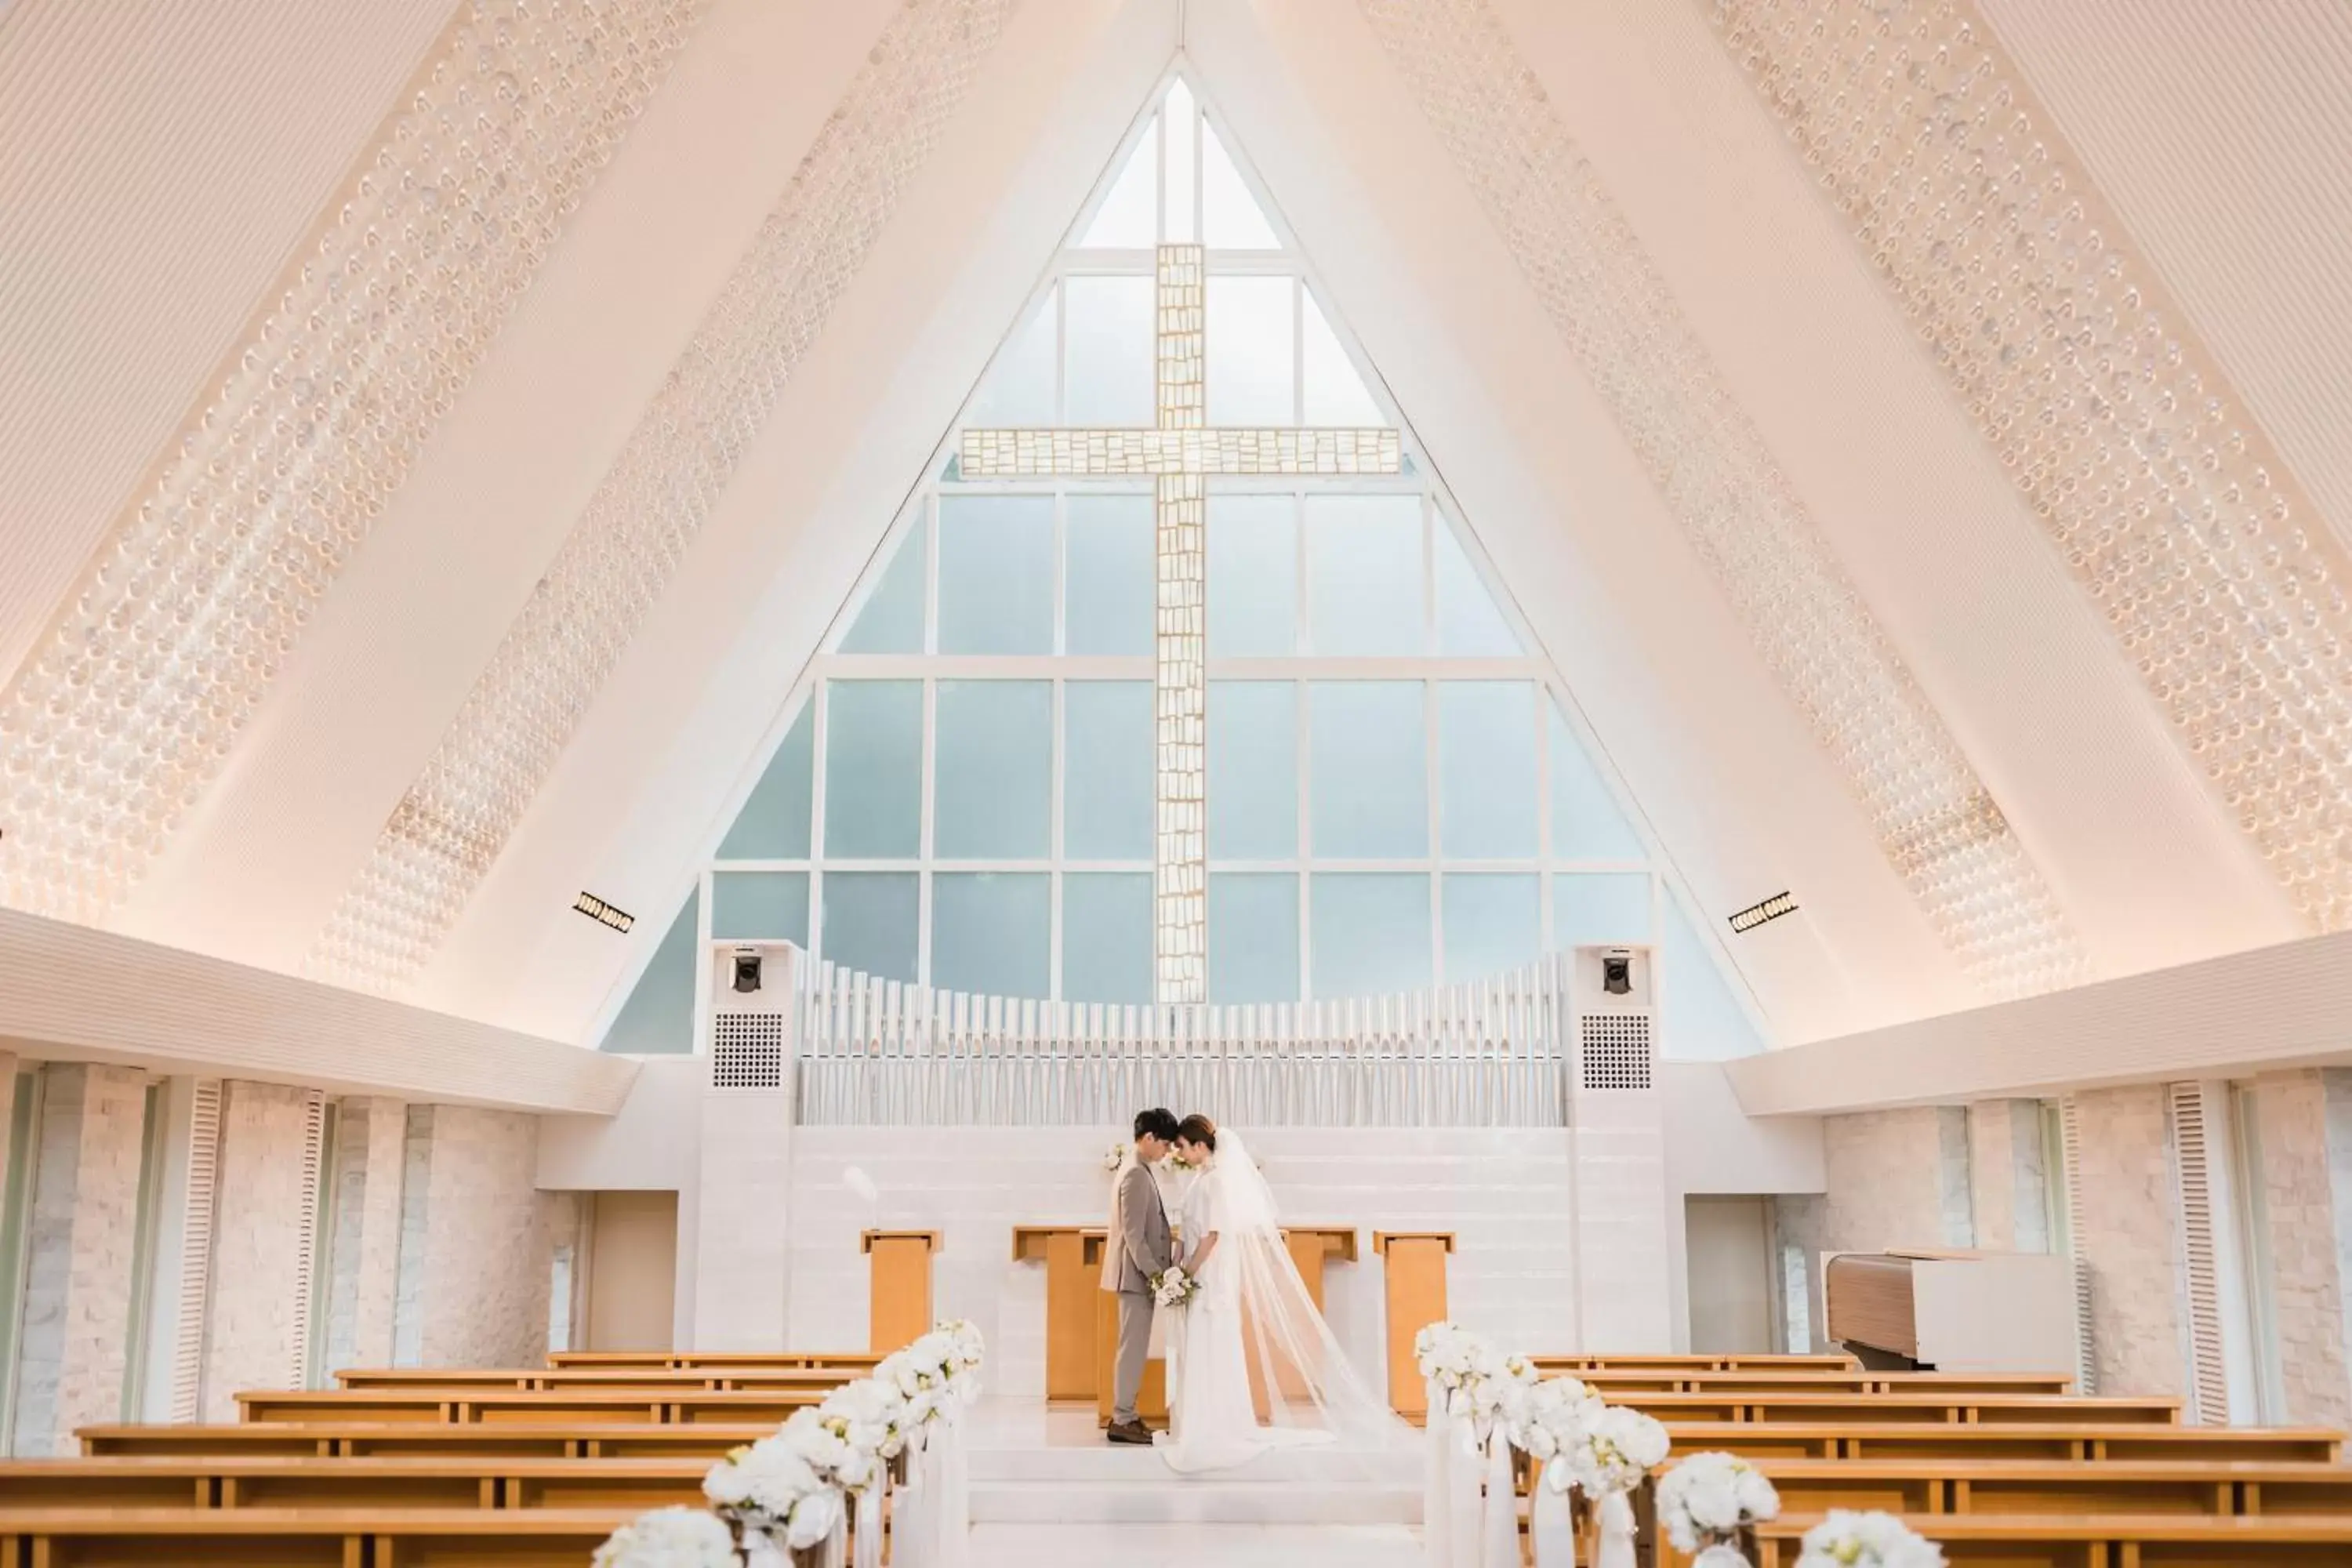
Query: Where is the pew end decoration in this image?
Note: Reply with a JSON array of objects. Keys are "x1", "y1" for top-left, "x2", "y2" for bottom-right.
[
  {"x1": 1794, "y1": 1510, "x2": 1946, "y2": 1568},
  {"x1": 593, "y1": 1507, "x2": 745, "y2": 1568},
  {"x1": 1657, "y1": 1450, "x2": 1780, "y2": 1566}
]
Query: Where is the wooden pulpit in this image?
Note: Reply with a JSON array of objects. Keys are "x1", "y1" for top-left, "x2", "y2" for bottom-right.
[
  {"x1": 1283, "y1": 1225, "x2": 1359, "y2": 1310},
  {"x1": 862, "y1": 1230, "x2": 939, "y2": 1354},
  {"x1": 1011, "y1": 1225, "x2": 1106, "y2": 1399},
  {"x1": 1374, "y1": 1230, "x2": 1454, "y2": 1420}
]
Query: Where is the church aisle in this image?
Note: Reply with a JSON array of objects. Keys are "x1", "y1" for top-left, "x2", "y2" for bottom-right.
[{"x1": 968, "y1": 1523, "x2": 1424, "y2": 1568}]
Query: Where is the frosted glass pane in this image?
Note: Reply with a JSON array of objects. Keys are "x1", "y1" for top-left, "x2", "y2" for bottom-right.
[
  {"x1": 1063, "y1": 873, "x2": 1152, "y2": 1003},
  {"x1": 838, "y1": 524, "x2": 925, "y2": 653},
  {"x1": 1553, "y1": 873, "x2": 1653, "y2": 945},
  {"x1": 1065, "y1": 275, "x2": 1154, "y2": 426},
  {"x1": 822, "y1": 873, "x2": 917, "y2": 982},
  {"x1": 1200, "y1": 120, "x2": 1279, "y2": 249},
  {"x1": 1163, "y1": 78, "x2": 1196, "y2": 242},
  {"x1": 1307, "y1": 495, "x2": 1424, "y2": 655},
  {"x1": 717, "y1": 703, "x2": 813, "y2": 859},
  {"x1": 1309, "y1": 681, "x2": 1426, "y2": 858},
  {"x1": 1443, "y1": 873, "x2": 1538, "y2": 983},
  {"x1": 1209, "y1": 873, "x2": 1299, "y2": 1004},
  {"x1": 1065, "y1": 493, "x2": 1153, "y2": 656},
  {"x1": 933, "y1": 873, "x2": 1048, "y2": 997},
  {"x1": 1435, "y1": 521, "x2": 1521, "y2": 655},
  {"x1": 601, "y1": 890, "x2": 696, "y2": 1054},
  {"x1": 1661, "y1": 895, "x2": 1766, "y2": 1061},
  {"x1": 823, "y1": 681, "x2": 921, "y2": 858},
  {"x1": 1439, "y1": 681, "x2": 1537, "y2": 858},
  {"x1": 1064, "y1": 681, "x2": 1152, "y2": 860},
  {"x1": 1311, "y1": 873, "x2": 1432, "y2": 999},
  {"x1": 710, "y1": 872, "x2": 809, "y2": 945},
  {"x1": 1208, "y1": 681, "x2": 1298, "y2": 859},
  {"x1": 1080, "y1": 122, "x2": 1156, "y2": 248},
  {"x1": 1207, "y1": 277, "x2": 1294, "y2": 426},
  {"x1": 934, "y1": 681, "x2": 1050, "y2": 858},
  {"x1": 1550, "y1": 702, "x2": 1645, "y2": 860},
  {"x1": 966, "y1": 286, "x2": 1056, "y2": 426},
  {"x1": 1301, "y1": 290, "x2": 1381, "y2": 426},
  {"x1": 938, "y1": 495, "x2": 1051, "y2": 655},
  {"x1": 1207, "y1": 494, "x2": 1296, "y2": 656}
]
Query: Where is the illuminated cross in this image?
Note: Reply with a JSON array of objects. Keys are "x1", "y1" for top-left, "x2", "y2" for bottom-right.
[{"x1": 961, "y1": 245, "x2": 1401, "y2": 1005}]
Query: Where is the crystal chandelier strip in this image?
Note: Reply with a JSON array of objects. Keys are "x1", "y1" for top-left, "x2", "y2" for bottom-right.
[
  {"x1": 311, "y1": 0, "x2": 1020, "y2": 992},
  {"x1": 1154, "y1": 246, "x2": 1208, "y2": 1005},
  {"x1": 959, "y1": 426, "x2": 1399, "y2": 477},
  {"x1": 1707, "y1": 0, "x2": 2352, "y2": 932},
  {"x1": 0, "y1": 0, "x2": 706, "y2": 924},
  {"x1": 1358, "y1": 0, "x2": 2088, "y2": 998}
]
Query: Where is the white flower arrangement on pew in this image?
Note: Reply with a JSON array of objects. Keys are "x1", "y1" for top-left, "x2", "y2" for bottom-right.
[
  {"x1": 1795, "y1": 1510, "x2": 1946, "y2": 1568},
  {"x1": 1414, "y1": 1321, "x2": 1501, "y2": 1417},
  {"x1": 1568, "y1": 1402, "x2": 1672, "y2": 1497},
  {"x1": 593, "y1": 1506, "x2": 746, "y2": 1568},
  {"x1": 703, "y1": 1430, "x2": 848, "y2": 1552},
  {"x1": 1505, "y1": 1374, "x2": 1603, "y2": 1494},
  {"x1": 1657, "y1": 1450, "x2": 1781, "y2": 1562}
]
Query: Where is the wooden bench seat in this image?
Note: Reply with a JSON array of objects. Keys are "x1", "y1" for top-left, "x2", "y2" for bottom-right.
[
  {"x1": 0, "y1": 1505, "x2": 638, "y2": 1567},
  {"x1": 1609, "y1": 1391, "x2": 2179, "y2": 1426},
  {"x1": 1755, "y1": 1510, "x2": 2352, "y2": 1566},
  {"x1": 546, "y1": 1351, "x2": 884, "y2": 1371},
  {"x1": 333, "y1": 1367, "x2": 852, "y2": 1392},
  {"x1": 235, "y1": 1388, "x2": 824, "y2": 1427},
  {"x1": 0, "y1": 1457, "x2": 719, "y2": 1512},
  {"x1": 1660, "y1": 1421, "x2": 2343, "y2": 1464},
  {"x1": 1729, "y1": 1457, "x2": 2352, "y2": 1519},
  {"x1": 80, "y1": 1424, "x2": 779, "y2": 1461}
]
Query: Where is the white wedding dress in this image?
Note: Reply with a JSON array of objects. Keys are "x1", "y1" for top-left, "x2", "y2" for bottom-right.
[{"x1": 1155, "y1": 1130, "x2": 1407, "y2": 1475}]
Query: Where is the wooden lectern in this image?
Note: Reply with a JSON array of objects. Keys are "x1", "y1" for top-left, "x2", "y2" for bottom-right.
[
  {"x1": 1011, "y1": 1225, "x2": 1107, "y2": 1399},
  {"x1": 862, "y1": 1230, "x2": 939, "y2": 1355},
  {"x1": 1374, "y1": 1231, "x2": 1454, "y2": 1420}
]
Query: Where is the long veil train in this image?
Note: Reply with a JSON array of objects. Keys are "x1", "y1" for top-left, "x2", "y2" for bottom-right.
[{"x1": 1160, "y1": 1128, "x2": 1412, "y2": 1472}]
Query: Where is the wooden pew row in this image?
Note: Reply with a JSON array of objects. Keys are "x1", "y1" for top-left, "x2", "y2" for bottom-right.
[
  {"x1": 546, "y1": 1348, "x2": 1859, "y2": 1374},
  {"x1": 547, "y1": 1350, "x2": 885, "y2": 1372},
  {"x1": 81, "y1": 1425, "x2": 782, "y2": 1460},
  {"x1": 1660, "y1": 1422, "x2": 2342, "y2": 1464},
  {"x1": 241, "y1": 1385, "x2": 2177, "y2": 1429},
  {"x1": 335, "y1": 1367, "x2": 853, "y2": 1392},
  {"x1": 1711, "y1": 1457, "x2": 2352, "y2": 1519},
  {"x1": 1755, "y1": 1512, "x2": 2352, "y2": 1566},
  {"x1": 0, "y1": 1507, "x2": 635, "y2": 1567}
]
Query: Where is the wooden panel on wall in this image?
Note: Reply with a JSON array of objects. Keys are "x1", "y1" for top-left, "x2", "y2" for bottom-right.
[
  {"x1": 863, "y1": 1230, "x2": 938, "y2": 1354},
  {"x1": 1375, "y1": 1231, "x2": 1453, "y2": 1419}
]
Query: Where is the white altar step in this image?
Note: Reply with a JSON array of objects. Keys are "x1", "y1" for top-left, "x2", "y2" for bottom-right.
[{"x1": 969, "y1": 1523, "x2": 1425, "y2": 1567}]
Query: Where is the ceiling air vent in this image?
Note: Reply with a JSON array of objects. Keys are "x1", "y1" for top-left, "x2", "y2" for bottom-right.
[
  {"x1": 712, "y1": 1012, "x2": 786, "y2": 1091},
  {"x1": 1579, "y1": 1013, "x2": 1653, "y2": 1091}
]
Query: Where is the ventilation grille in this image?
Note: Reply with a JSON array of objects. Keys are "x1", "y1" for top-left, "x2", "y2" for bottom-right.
[
  {"x1": 2059, "y1": 1094, "x2": 2096, "y2": 1396},
  {"x1": 1578, "y1": 1013, "x2": 1653, "y2": 1091},
  {"x1": 713, "y1": 1012, "x2": 787, "y2": 1090},
  {"x1": 169, "y1": 1080, "x2": 223, "y2": 1423},
  {"x1": 2167, "y1": 1083, "x2": 2231, "y2": 1424},
  {"x1": 288, "y1": 1092, "x2": 328, "y2": 1390}
]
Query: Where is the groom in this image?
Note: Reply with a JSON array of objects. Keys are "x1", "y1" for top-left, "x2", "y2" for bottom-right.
[{"x1": 1102, "y1": 1106, "x2": 1179, "y2": 1445}]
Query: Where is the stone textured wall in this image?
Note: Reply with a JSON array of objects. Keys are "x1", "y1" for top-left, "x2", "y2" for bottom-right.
[
  {"x1": 322, "y1": 1098, "x2": 408, "y2": 1376},
  {"x1": 417, "y1": 1105, "x2": 554, "y2": 1367},
  {"x1": 1967, "y1": 1099, "x2": 2052, "y2": 1253},
  {"x1": 198, "y1": 1081, "x2": 316, "y2": 1420},
  {"x1": 1819, "y1": 1107, "x2": 1974, "y2": 1254},
  {"x1": 13, "y1": 1064, "x2": 149, "y2": 1456},
  {"x1": 2251, "y1": 1070, "x2": 2352, "y2": 1427},
  {"x1": 2070, "y1": 1085, "x2": 2185, "y2": 1397}
]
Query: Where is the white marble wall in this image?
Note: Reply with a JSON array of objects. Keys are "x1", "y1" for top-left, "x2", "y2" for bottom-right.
[
  {"x1": 2251, "y1": 1070, "x2": 2352, "y2": 1426},
  {"x1": 1966, "y1": 1100, "x2": 2052, "y2": 1253},
  {"x1": 13, "y1": 1064, "x2": 148, "y2": 1455},
  {"x1": 1817, "y1": 1107, "x2": 1974, "y2": 1254},
  {"x1": 782, "y1": 1125, "x2": 1598, "y2": 1399},
  {"x1": 198, "y1": 1080, "x2": 316, "y2": 1420},
  {"x1": 322, "y1": 1097, "x2": 408, "y2": 1375},
  {"x1": 2070, "y1": 1084, "x2": 2185, "y2": 1397},
  {"x1": 418, "y1": 1105, "x2": 556, "y2": 1367}
]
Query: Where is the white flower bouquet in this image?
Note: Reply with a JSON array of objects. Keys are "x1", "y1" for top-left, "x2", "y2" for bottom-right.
[
  {"x1": 1103, "y1": 1142, "x2": 1128, "y2": 1174},
  {"x1": 702, "y1": 1434, "x2": 845, "y2": 1552},
  {"x1": 1151, "y1": 1265, "x2": 1201, "y2": 1308},
  {"x1": 1508, "y1": 1374, "x2": 1602, "y2": 1493},
  {"x1": 938, "y1": 1316, "x2": 985, "y2": 1403},
  {"x1": 595, "y1": 1506, "x2": 745, "y2": 1568},
  {"x1": 1412, "y1": 1321, "x2": 1499, "y2": 1412},
  {"x1": 1569, "y1": 1403, "x2": 1671, "y2": 1497},
  {"x1": 1795, "y1": 1510, "x2": 1946, "y2": 1568},
  {"x1": 1657, "y1": 1450, "x2": 1781, "y2": 1553}
]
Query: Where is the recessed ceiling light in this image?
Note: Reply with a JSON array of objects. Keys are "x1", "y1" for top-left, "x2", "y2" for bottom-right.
[
  {"x1": 1728, "y1": 891, "x2": 1798, "y2": 935},
  {"x1": 573, "y1": 891, "x2": 635, "y2": 934}
]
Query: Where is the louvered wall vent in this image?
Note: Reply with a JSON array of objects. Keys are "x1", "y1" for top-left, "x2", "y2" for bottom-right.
[
  {"x1": 1578, "y1": 1013, "x2": 1653, "y2": 1091},
  {"x1": 2167, "y1": 1082, "x2": 2232, "y2": 1424},
  {"x1": 169, "y1": 1079, "x2": 223, "y2": 1423},
  {"x1": 2058, "y1": 1094, "x2": 2096, "y2": 1396},
  {"x1": 287, "y1": 1091, "x2": 328, "y2": 1389},
  {"x1": 713, "y1": 1012, "x2": 787, "y2": 1090}
]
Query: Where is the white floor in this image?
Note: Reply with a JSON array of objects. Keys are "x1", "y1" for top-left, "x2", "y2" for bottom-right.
[{"x1": 962, "y1": 1399, "x2": 1423, "y2": 1565}]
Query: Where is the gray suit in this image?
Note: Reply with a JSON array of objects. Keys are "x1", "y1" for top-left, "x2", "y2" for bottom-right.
[{"x1": 1105, "y1": 1160, "x2": 1172, "y2": 1425}]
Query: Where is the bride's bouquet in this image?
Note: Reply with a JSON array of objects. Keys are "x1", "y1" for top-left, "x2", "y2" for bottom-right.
[{"x1": 1151, "y1": 1265, "x2": 1201, "y2": 1309}]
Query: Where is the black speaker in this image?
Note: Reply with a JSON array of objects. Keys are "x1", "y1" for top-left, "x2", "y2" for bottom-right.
[{"x1": 731, "y1": 949, "x2": 763, "y2": 994}]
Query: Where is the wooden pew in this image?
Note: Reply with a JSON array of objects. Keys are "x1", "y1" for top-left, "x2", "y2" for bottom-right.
[
  {"x1": 82, "y1": 1424, "x2": 779, "y2": 1461},
  {"x1": 0, "y1": 1456, "x2": 717, "y2": 1511},
  {"x1": 1536, "y1": 1352, "x2": 1858, "y2": 1372},
  {"x1": 0, "y1": 1506, "x2": 637, "y2": 1567},
  {"x1": 334, "y1": 1367, "x2": 853, "y2": 1392},
  {"x1": 1732, "y1": 1457, "x2": 2352, "y2": 1519},
  {"x1": 1661, "y1": 1421, "x2": 2343, "y2": 1464},
  {"x1": 236, "y1": 1388, "x2": 825, "y2": 1427},
  {"x1": 1575, "y1": 1370, "x2": 2071, "y2": 1396},
  {"x1": 1755, "y1": 1511, "x2": 2352, "y2": 1566},
  {"x1": 546, "y1": 1350, "x2": 883, "y2": 1372}
]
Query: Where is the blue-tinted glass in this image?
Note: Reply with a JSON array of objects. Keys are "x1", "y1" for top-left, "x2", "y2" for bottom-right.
[
  {"x1": 1308, "y1": 682, "x2": 1426, "y2": 858},
  {"x1": 717, "y1": 705, "x2": 814, "y2": 860},
  {"x1": 1207, "y1": 495, "x2": 1296, "y2": 656},
  {"x1": 822, "y1": 873, "x2": 917, "y2": 982},
  {"x1": 967, "y1": 286, "x2": 1056, "y2": 425},
  {"x1": 938, "y1": 495, "x2": 1052, "y2": 655},
  {"x1": 1064, "y1": 682, "x2": 1152, "y2": 860},
  {"x1": 1208, "y1": 873, "x2": 1300, "y2": 1004},
  {"x1": 1553, "y1": 873, "x2": 1653, "y2": 945},
  {"x1": 839, "y1": 524, "x2": 925, "y2": 653},
  {"x1": 601, "y1": 889, "x2": 698, "y2": 1054},
  {"x1": 1442, "y1": 874, "x2": 1539, "y2": 983},
  {"x1": 1310, "y1": 873, "x2": 1432, "y2": 999},
  {"x1": 1435, "y1": 520, "x2": 1521, "y2": 655},
  {"x1": 933, "y1": 873, "x2": 1049, "y2": 996},
  {"x1": 710, "y1": 872, "x2": 809, "y2": 945},
  {"x1": 1208, "y1": 681, "x2": 1297, "y2": 859},
  {"x1": 823, "y1": 681, "x2": 921, "y2": 858},
  {"x1": 1065, "y1": 275, "x2": 1154, "y2": 425},
  {"x1": 934, "y1": 681, "x2": 1051, "y2": 858},
  {"x1": 1207, "y1": 276, "x2": 1294, "y2": 425},
  {"x1": 1661, "y1": 895, "x2": 1767, "y2": 1061},
  {"x1": 1439, "y1": 682, "x2": 1537, "y2": 858},
  {"x1": 1550, "y1": 701, "x2": 1645, "y2": 860},
  {"x1": 1065, "y1": 494, "x2": 1154, "y2": 656},
  {"x1": 1307, "y1": 495, "x2": 1423, "y2": 655},
  {"x1": 1063, "y1": 873, "x2": 1152, "y2": 1003}
]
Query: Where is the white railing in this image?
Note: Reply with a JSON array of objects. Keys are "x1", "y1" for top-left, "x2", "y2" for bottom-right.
[{"x1": 790, "y1": 954, "x2": 1577, "y2": 1127}]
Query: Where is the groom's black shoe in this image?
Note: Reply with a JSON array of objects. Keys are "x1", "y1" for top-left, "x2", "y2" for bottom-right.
[{"x1": 1105, "y1": 1419, "x2": 1152, "y2": 1445}]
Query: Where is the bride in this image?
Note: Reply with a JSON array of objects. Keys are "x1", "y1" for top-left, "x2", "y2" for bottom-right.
[{"x1": 1155, "y1": 1114, "x2": 1406, "y2": 1475}]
